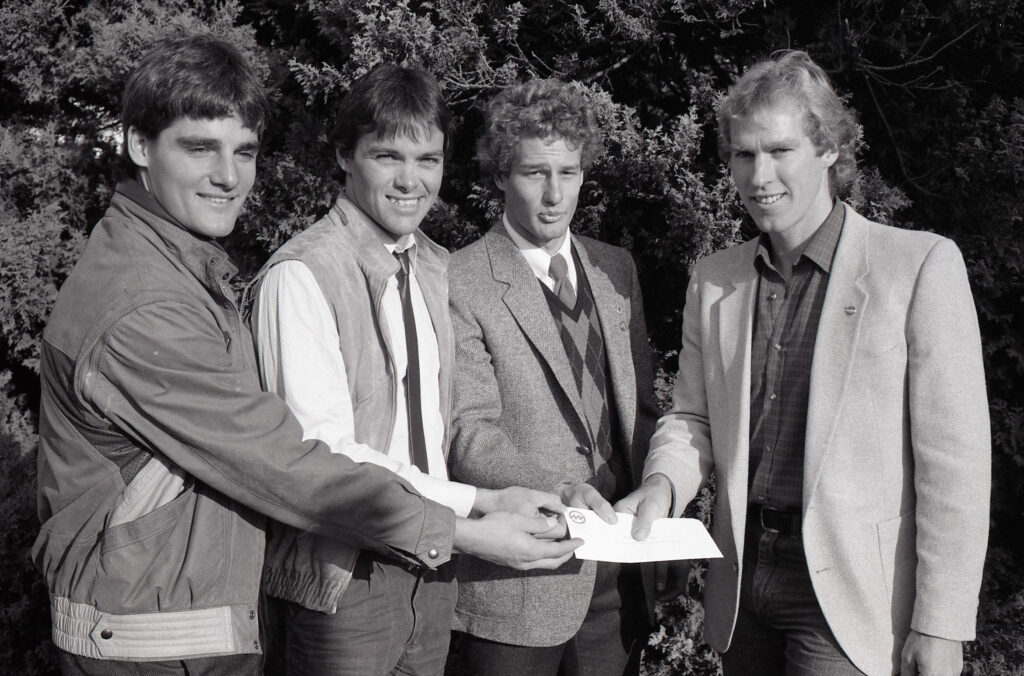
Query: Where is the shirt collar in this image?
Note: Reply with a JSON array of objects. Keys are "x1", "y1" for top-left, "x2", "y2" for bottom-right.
[
  {"x1": 339, "y1": 190, "x2": 419, "y2": 270},
  {"x1": 502, "y1": 213, "x2": 574, "y2": 285},
  {"x1": 755, "y1": 199, "x2": 845, "y2": 274}
]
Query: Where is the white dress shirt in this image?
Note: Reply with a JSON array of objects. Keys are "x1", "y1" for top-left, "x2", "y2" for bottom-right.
[
  {"x1": 502, "y1": 213, "x2": 577, "y2": 291},
  {"x1": 254, "y1": 232, "x2": 476, "y2": 517}
]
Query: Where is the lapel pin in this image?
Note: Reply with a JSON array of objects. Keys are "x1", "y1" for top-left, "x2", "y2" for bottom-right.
[{"x1": 844, "y1": 305, "x2": 857, "y2": 315}]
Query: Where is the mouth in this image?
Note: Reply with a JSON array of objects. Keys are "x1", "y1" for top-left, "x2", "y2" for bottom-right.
[
  {"x1": 389, "y1": 196, "x2": 422, "y2": 210},
  {"x1": 538, "y1": 212, "x2": 563, "y2": 224},
  {"x1": 198, "y1": 194, "x2": 236, "y2": 206},
  {"x1": 751, "y1": 193, "x2": 785, "y2": 206}
]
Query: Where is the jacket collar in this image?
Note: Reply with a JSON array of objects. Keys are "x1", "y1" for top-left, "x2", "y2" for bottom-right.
[{"x1": 111, "y1": 179, "x2": 238, "y2": 294}]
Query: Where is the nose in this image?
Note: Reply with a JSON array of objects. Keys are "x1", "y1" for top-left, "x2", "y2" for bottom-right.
[
  {"x1": 542, "y1": 175, "x2": 563, "y2": 205},
  {"x1": 751, "y1": 153, "x2": 774, "y2": 186},
  {"x1": 394, "y1": 162, "x2": 417, "y2": 192},
  {"x1": 210, "y1": 152, "x2": 239, "y2": 190}
]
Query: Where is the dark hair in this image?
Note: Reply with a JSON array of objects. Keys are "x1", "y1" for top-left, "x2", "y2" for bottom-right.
[
  {"x1": 476, "y1": 78, "x2": 603, "y2": 181},
  {"x1": 717, "y1": 50, "x2": 860, "y2": 193},
  {"x1": 331, "y1": 64, "x2": 452, "y2": 159},
  {"x1": 121, "y1": 34, "x2": 269, "y2": 168}
]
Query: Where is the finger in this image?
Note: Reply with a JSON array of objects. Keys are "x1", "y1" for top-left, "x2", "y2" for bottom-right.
[
  {"x1": 574, "y1": 486, "x2": 616, "y2": 524},
  {"x1": 612, "y1": 494, "x2": 641, "y2": 516},
  {"x1": 659, "y1": 561, "x2": 689, "y2": 600},
  {"x1": 534, "y1": 516, "x2": 568, "y2": 540},
  {"x1": 517, "y1": 537, "x2": 581, "y2": 566},
  {"x1": 631, "y1": 500, "x2": 659, "y2": 540},
  {"x1": 654, "y1": 560, "x2": 668, "y2": 594},
  {"x1": 532, "y1": 490, "x2": 568, "y2": 515}
]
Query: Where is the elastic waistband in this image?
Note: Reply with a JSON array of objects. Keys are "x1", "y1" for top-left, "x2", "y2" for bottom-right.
[{"x1": 50, "y1": 596, "x2": 260, "y2": 661}]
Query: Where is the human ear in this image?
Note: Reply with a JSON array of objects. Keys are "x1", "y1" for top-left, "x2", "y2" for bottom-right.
[
  {"x1": 126, "y1": 127, "x2": 151, "y2": 168},
  {"x1": 335, "y1": 146, "x2": 349, "y2": 172}
]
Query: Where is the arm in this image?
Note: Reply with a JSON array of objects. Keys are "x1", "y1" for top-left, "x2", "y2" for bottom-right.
[
  {"x1": 92, "y1": 298, "x2": 452, "y2": 567},
  {"x1": 447, "y1": 287, "x2": 572, "y2": 492},
  {"x1": 253, "y1": 262, "x2": 476, "y2": 516},
  {"x1": 621, "y1": 261, "x2": 715, "y2": 527},
  {"x1": 905, "y1": 238, "x2": 990, "y2": 643}
]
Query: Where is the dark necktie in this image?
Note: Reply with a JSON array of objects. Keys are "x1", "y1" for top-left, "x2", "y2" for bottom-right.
[
  {"x1": 549, "y1": 252, "x2": 577, "y2": 309},
  {"x1": 393, "y1": 250, "x2": 430, "y2": 474}
]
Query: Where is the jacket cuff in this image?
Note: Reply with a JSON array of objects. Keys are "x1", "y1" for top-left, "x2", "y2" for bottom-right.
[{"x1": 395, "y1": 499, "x2": 455, "y2": 569}]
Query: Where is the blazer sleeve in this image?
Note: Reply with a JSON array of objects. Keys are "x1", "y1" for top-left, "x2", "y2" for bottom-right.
[
  {"x1": 642, "y1": 259, "x2": 716, "y2": 516},
  {"x1": 447, "y1": 285, "x2": 570, "y2": 492},
  {"x1": 906, "y1": 237, "x2": 991, "y2": 640}
]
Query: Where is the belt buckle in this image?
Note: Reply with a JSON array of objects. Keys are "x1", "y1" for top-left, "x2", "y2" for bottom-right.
[{"x1": 759, "y1": 507, "x2": 781, "y2": 534}]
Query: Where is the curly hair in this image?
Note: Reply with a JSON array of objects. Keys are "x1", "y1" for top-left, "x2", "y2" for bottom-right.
[
  {"x1": 121, "y1": 34, "x2": 268, "y2": 172},
  {"x1": 477, "y1": 78, "x2": 603, "y2": 181},
  {"x1": 717, "y1": 50, "x2": 861, "y2": 193},
  {"x1": 331, "y1": 64, "x2": 452, "y2": 160}
]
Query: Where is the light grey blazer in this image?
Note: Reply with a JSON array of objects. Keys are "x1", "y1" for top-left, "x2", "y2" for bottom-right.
[
  {"x1": 447, "y1": 224, "x2": 658, "y2": 646},
  {"x1": 644, "y1": 206, "x2": 991, "y2": 676}
]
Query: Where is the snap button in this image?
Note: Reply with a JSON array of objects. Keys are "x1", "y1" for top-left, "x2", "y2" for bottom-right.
[
  {"x1": 100, "y1": 629, "x2": 113, "y2": 640},
  {"x1": 427, "y1": 548, "x2": 439, "y2": 559}
]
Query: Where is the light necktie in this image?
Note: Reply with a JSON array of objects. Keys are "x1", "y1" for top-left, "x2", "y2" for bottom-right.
[
  {"x1": 548, "y1": 252, "x2": 577, "y2": 309},
  {"x1": 393, "y1": 250, "x2": 429, "y2": 474}
]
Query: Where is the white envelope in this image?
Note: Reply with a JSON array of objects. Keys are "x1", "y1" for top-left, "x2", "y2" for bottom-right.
[{"x1": 565, "y1": 508, "x2": 722, "y2": 563}]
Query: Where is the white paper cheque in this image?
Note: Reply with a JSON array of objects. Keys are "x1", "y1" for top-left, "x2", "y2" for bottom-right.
[{"x1": 564, "y1": 508, "x2": 722, "y2": 563}]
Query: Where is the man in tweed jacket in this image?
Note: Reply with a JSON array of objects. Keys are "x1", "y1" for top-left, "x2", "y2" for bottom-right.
[{"x1": 445, "y1": 78, "x2": 659, "y2": 676}]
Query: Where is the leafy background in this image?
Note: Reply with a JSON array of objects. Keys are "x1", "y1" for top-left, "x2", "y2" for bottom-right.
[{"x1": 1, "y1": 1, "x2": 1021, "y2": 673}]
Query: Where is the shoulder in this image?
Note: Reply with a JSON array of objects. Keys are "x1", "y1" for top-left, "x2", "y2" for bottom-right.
[
  {"x1": 844, "y1": 207, "x2": 962, "y2": 272},
  {"x1": 575, "y1": 233, "x2": 635, "y2": 269}
]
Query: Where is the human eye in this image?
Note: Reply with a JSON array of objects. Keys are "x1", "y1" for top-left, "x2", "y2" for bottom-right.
[
  {"x1": 731, "y1": 149, "x2": 753, "y2": 160},
  {"x1": 770, "y1": 147, "x2": 792, "y2": 157},
  {"x1": 419, "y1": 155, "x2": 442, "y2": 167},
  {"x1": 236, "y1": 148, "x2": 259, "y2": 162},
  {"x1": 184, "y1": 143, "x2": 213, "y2": 156}
]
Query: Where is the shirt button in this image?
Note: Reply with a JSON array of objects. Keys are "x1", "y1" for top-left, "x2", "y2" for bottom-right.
[
  {"x1": 100, "y1": 629, "x2": 113, "y2": 640},
  {"x1": 773, "y1": 343, "x2": 781, "y2": 351},
  {"x1": 576, "y1": 445, "x2": 591, "y2": 455},
  {"x1": 221, "y1": 272, "x2": 231, "y2": 281},
  {"x1": 427, "y1": 548, "x2": 439, "y2": 560},
  {"x1": 769, "y1": 392, "x2": 777, "y2": 400},
  {"x1": 769, "y1": 292, "x2": 778, "y2": 301},
  {"x1": 766, "y1": 445, "x2": 773, "y2": 452}
]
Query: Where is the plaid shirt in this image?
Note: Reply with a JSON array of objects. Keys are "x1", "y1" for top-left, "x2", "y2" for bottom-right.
[{"x1": 748, "y1": 201, "x2": 845, "y2": 509}]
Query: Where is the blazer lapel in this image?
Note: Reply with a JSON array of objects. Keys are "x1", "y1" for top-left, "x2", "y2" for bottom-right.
[
  {"x1": 803, "y1": 211, "x2": 870, "y2": 504},
  {"x1": 715, "y1": 243, "x2": 758, "y2": 432},
  {"x1": 484, "y1": 227, "x2": 587, "y2": 423},
  {"x1": 575, "y1": 241, "x2": 636, "y2": 448}
]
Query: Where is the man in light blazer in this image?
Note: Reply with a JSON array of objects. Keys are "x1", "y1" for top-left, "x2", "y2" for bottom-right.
[
  {"x1": 445, "y1": 79, "x2": 659, "y2": 676},
  {"x1": 617, "y1": 51, "x2": 990, "y2": 676}
]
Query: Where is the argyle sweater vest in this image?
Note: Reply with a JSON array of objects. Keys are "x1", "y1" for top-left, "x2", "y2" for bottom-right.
[{"x1": 541, "y1": 250, "x2": 629, "y2": 501}]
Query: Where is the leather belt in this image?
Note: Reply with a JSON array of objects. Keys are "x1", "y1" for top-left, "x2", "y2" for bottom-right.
[{"x1": 749, "y1": 504, "x2": 802, "y2": 537}]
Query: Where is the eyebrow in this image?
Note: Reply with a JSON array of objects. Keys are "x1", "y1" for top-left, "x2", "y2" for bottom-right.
[{"x1": 176, "y1": 136, "x2": 261, "y2": 153}]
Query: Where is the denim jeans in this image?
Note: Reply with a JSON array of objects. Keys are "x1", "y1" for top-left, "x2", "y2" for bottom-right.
[
  {"x1": 720, "y1": 519, "x2": 865, "y2": 676},
  {"x1": 263, "y1": 551, "x2": 456, "y2": 676},
  {"x1": 445, "y1": 562, "x2": 647, "y2": 676}
]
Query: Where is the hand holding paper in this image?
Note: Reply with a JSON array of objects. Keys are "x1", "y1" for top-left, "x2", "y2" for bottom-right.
[{"x1": 564, "y1": 508, "x2": 722, "y2": 563}]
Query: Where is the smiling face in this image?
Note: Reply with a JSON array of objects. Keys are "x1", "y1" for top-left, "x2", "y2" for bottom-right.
[
  {"x1": 727, "y1": 101, "x2": 838, "y2": 258},
  {"x1": 337, "y1": 127, "x2": 445, "y2": 241},
  {"x1": 497, "y1": 136, "x2": 583, "y2": 255},
  {"x1": 128, "y1": 115, "x2": 259, "y2": 239}
]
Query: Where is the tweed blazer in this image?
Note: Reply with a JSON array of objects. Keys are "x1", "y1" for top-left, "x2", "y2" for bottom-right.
[
  {"x1": 448, "y1": 224, "x2": 658, "y2": 646},
  {"x1": 644, "y1": 206, "x2": 991, "y2": 676}
]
